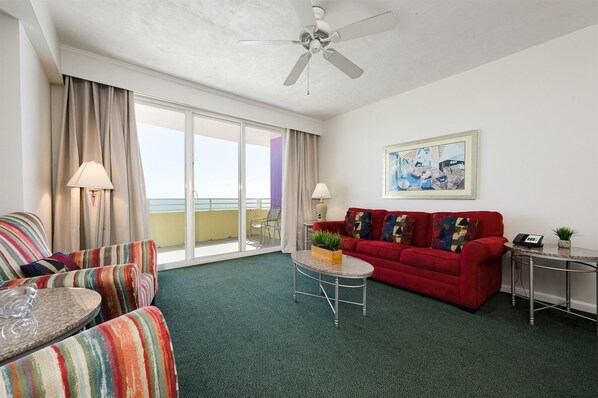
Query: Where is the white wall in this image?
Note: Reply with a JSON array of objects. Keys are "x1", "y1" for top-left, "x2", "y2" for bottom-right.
[
  {"x1": 19, "y1": 23, "x2": 52, "y2": 238},
  {"x1": 0, "y1": 14, "x2": 25, "y2": 213},
  {"x1": 0, "y1": 13, "x2": 52, "y2": 238},
  {"x1": 320, "y1": 25, "x2": 598, "y2": 311}
]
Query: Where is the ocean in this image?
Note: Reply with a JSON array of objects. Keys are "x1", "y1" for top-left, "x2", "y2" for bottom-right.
[{"x1": 148, "y1": 198, "x2": 271, "y2": 213}]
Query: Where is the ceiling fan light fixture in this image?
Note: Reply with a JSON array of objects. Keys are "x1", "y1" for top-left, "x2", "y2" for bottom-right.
[
  {"x1": 238, "y1": 1, "x2": 398, "y2": 87},
  {"x1": 309, "y1": 39, "x2": 322, "y2": 54}
]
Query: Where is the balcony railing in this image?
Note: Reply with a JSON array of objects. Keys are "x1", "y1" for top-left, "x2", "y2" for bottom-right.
[{"x1": 148, "y1": 198, "x2": 271, "y2": 213}]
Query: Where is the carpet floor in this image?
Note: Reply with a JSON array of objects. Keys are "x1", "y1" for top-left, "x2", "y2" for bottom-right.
[{"x1": 155, "y1": 252, "x2": 598, "y2": 397}]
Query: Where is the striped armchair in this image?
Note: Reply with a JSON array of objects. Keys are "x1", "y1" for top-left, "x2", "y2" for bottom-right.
[
  {"x1": 0, "y1": 212, "x2": 158, "y2": 324},
  {"x1": 0, "y1": 306, "x2": 178, "y2": 397}
]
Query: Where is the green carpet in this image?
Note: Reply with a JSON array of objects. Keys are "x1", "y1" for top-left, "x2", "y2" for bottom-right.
[{"x1": 155, "y1": 252, "x2": 598, "y2": 397}]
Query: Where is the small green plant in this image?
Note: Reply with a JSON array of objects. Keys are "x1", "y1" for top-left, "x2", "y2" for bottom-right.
[
  {"x1": 552, "y1": 226, "x2": 576, "y2": 240},
  {"x1": 311, "y1": 231, "x2": 341, "y2": 251}
]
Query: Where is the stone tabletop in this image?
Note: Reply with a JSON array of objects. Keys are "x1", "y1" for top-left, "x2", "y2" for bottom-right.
[
  {"x1": 292, "y1": 250, "x2": 374, "y2": 278},
  {"x1": 504, "y1": 242, "x2": 598, "y2": 261},
  {"x1": 0, "y1": 287, "x2": 101, "y2": 365}
]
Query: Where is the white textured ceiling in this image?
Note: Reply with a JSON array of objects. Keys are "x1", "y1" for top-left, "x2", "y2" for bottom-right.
[{"x1": 47, "y1": 0, "x2": 598, "y2": 120}]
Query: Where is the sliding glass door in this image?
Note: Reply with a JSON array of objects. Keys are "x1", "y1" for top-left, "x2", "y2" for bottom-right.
[
  {"x1": 245, "y1": 125, "x2": 282, "y2": 250},
  {"x1": 193, "y1": 115, "x2": 240, "y2": 258},
  {"x1": 136, "y1": 103, "x2": 187, "y2": 264},
  {"x1": 136, "y1": 99, "x2": 283, "y2": 265}
]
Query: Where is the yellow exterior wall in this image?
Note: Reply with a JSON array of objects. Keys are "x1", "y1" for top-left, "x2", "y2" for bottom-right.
[{"x1": 149, "y1": 209, "x2": 270, "y2": 248}]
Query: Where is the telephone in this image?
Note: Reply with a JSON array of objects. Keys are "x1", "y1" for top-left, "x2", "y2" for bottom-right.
[{"x1": 513, "y1": 233, "x2": 544, "y2": 248}]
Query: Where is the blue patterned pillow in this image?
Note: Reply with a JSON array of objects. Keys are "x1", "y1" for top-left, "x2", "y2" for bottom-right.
[
  {"x1": 20, "y1": 253, "x2": 80, "y2": 277},
  {"x1": 382, "y1": 215, "x2": 415, "y2": 245},
  {"x1": 431, "y1": 215, "x2": 478, "y2": 253},
  {"x1": 345, "y1": 211, "x2": 372, "y2": 239}
]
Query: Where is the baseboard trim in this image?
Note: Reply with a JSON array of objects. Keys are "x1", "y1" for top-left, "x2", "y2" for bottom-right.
[{"x1": 500, "y1": 284, "x2": 596, "y2": 314}]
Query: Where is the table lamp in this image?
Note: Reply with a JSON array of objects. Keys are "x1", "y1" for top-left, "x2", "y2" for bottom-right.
[
  {"x1": 67, "y1": 161, "x2": 114, "y2": 206},
  {"x1": 311, "y1": 183, "x2": 332, "y2": 221}
]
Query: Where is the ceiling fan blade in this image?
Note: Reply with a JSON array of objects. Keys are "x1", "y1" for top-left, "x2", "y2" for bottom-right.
[
  {"x1": 323, "y1": 49, "x2": 364, "y2": 79},
  {"x1": 331, "y1": 11, "x2": 397, "y2": 43},
  {"x1": 284, "y1": 52, "x2": 312, "y2": 86},
  {"x1": 237, "y1": 40, "x2": 301, "y2": 46},
  {"x1": 289, "y1": 0, "x2": 317, "y2": 29}
]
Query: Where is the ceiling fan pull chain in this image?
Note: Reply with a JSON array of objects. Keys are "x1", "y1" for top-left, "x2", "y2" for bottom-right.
[{"x1": 307, "y1": 62, "x2": 310, "y2": 95}]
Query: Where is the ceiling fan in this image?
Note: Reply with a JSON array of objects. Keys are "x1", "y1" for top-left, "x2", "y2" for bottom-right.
[{"x1": 238, "y1": 0, "x2": 398, "y2": 87}]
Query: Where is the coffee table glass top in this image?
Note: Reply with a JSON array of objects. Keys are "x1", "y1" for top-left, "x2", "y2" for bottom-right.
[
  {"x1": 0, "y1": 287, "x2": 101, "y2": 364},
  {"x1": 291, "y1": 250, "x2": 374, "y2": 278}
]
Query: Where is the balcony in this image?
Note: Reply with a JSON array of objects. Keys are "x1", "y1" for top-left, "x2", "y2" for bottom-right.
[{"x1": 148, "y1": 198, "x2": 280, "y2": 264}]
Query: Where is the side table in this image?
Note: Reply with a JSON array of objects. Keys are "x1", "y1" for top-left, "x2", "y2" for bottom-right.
[
  {"x1": 0, "y1": 287, "x2": 102, "y2": 365},
  {"x1": 505, "y1": 242, "x2": 598, "y2": 335},
  {"x1": 303, "y1": 220, "x2": 316, "y2": 249}
]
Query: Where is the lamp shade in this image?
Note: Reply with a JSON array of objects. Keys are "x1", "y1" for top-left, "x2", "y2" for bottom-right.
[
  {"x1": 67, "y1": 161, "x2": 114, "y2": 190},
  {"x1": 311, "y1": 183, "x2": 331, "y2": 200}
]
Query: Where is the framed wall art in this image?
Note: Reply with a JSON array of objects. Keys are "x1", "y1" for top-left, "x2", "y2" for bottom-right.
[{"x1": 383, "y1": 130, "x2": 478, "y2": 199}]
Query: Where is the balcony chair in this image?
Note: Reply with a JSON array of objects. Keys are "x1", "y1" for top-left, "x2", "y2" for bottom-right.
[
  {"x1": 249, "y1": 207, "x2": 281, "y2": 247},
  {"x1": 0, "y1": 306, "x2": 178, "y2": 397},
  {"x1": 0, "y1": 212, "x2": 158, "y2": 325}
]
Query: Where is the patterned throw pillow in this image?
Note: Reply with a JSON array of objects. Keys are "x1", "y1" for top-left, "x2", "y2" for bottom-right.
[
  {"x1": 382, "y1": 215, "x2": 416, "y2": 245},
  {"x1": 20, "y1": 253, "x2": 80, "y2": 277},
  {"x1": 345, "y1": 211, "x2": 373, "y2": 239},
  {"x1": 431, "y1": 215, "x2": 478, "y2": 253}
]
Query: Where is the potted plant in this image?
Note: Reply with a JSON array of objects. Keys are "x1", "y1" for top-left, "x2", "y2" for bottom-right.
[
  {"x1": 552, "y1": 226, "x2": 576, "y2": 249},
  {"x1": 310, "y1": 231, "x2": 342, "y2": 264}
]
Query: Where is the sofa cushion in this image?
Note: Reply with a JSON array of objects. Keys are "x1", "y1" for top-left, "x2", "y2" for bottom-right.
[
  {"x1": 400, "y1": 247, "x2": 462, "y2": 275},
  {"x1": 347, "y1": 207, "x2": 387, "y2": 240},
  {"x1": 345, "y1": 211, "x2": 372, "y2": 239},
  {"x1": 381, "y1": 215, "x2": 415, "y2": 245},
  {"x1": 356, "y1": 240, "x2": 410, "y2": 262},
  {"x1": 340, "y1": 236, "x2": 360, "y2": 252},
  {"x1": 431, "y1": 215, "x2": 478, "y2": 253}
]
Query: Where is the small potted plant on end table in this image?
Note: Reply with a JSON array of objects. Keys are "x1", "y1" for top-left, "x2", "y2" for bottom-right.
[
  {"x1": 553, "y1": 226, "x2": 576, "y2": 249},
  {"x1": 310, "y1": 231, "x2": 342, "y2": 264}
]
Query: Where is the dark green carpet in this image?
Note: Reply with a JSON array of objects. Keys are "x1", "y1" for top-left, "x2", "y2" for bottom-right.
[{"x1": 155, "y1": 252, "x2": 598, "y2": 397}]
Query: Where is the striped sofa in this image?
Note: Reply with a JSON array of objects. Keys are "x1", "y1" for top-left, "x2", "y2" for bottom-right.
[
  {"x1": 0, "y1": 306, "x2": 178, "y2": 397},
  {"x1": 0, "y1": 212, "x2": 158, "y2": 324}
]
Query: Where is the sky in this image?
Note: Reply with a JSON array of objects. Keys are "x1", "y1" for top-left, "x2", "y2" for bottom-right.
[{"x1": 138, "y1": 123, "x2": 271, "y2": 199}]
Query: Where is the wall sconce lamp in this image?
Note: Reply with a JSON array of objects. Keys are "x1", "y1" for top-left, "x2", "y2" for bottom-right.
[
  {"x1": 67, "y1": 161, "x2": 114, "y2": 206},
  {"x1": 311, "y1": 183, "x2": 332, "y2": 221}
]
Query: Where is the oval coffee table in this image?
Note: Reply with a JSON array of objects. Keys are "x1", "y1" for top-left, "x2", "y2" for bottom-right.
[
  {"x1": 291, "y1": 250, "x2": 374, "y2": 328},
  {"x1": 0, "y1": 287, "x2": 101, "y2": 365}
]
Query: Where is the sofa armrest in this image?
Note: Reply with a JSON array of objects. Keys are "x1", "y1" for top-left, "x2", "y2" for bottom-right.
[
  {"x1": 313, "y1": 221, "x2": 345, "y2": 235},
  {"x1": 68, "y1": 240, "x2": 158, "y2": 293},
  {"x1": 459, "y1": 236, "x2": 508, "y2": 310},
  {"x1": 462, "y1": 236, "x2": 508, "y2": 263},
  {"x1": 0, "y1": 307, "x2": 178, "y2": 397},
  {"x1": 0, "y1": 264, "x2": 140, "y2": 324}
]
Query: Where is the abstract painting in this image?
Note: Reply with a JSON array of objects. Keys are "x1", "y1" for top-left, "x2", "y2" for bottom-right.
[{"x1": 383, "y1": 130, "x2": 478, "y2": 199}]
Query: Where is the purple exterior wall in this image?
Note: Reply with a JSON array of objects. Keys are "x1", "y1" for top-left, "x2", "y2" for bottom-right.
[{"x1": 270, "y1": 136, "x2": 282, "y2": 208}]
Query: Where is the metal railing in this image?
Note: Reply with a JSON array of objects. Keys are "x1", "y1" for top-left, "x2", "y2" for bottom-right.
[{"x1": 148, "y1": 198, "x2": 271, "y2": 213}]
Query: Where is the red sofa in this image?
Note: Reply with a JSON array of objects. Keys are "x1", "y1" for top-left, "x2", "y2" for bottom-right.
[{"x1": 313, "y1": 207, "x2": 507, "y2": 310}]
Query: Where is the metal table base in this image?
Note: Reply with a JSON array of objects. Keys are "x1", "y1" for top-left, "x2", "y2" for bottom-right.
[
  {"x1": 507, "y1": 243, "x2": 598, "y2": 335},
  {"x1": 290, "y1": 251, "x2": 373, "y2": 329},
  {"x1": 293, "y1": 264, "x2": 368, "y2": 328}
]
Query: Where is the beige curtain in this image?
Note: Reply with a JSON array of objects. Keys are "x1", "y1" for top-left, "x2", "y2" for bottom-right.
[
  {"x1": 281, "y1": 129, "x2": 318, "y2": 253},
  {"x1": 53, "y1": 76, "x2": 149, "y2": 251}
]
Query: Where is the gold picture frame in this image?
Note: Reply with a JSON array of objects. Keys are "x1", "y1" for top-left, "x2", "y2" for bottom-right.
[{"x1": 383, "y1": 130, "x2": 478, "y2": 199}]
